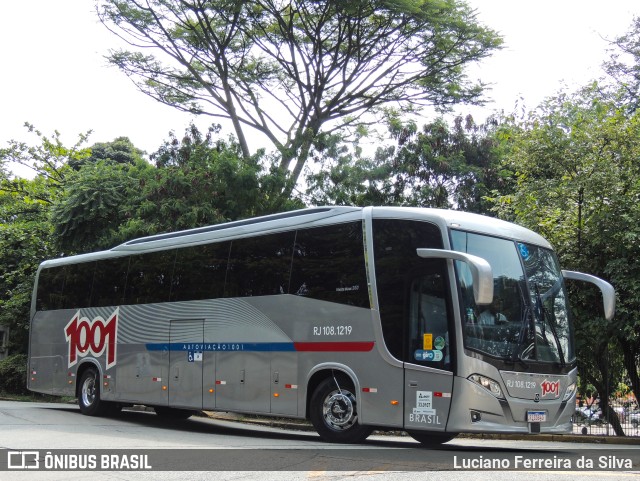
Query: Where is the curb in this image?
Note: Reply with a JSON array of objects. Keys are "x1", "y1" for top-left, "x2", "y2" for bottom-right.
[
  {"x1": 202, "y1": 411, "x2": 640, "y2": 445},
  {"x1": 4, "y1": 399, "x2": 638, "y2": 445}
]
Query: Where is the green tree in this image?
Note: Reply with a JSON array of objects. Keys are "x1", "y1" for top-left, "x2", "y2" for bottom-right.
[
  {"x1": 603, "y1": 16, "x2": 640, "y2": 112},
  {"x1": 0, "y1": 123, "x2": 91, "y2": 203},
  {"x1": 97, "y1": 0, "x2": 502, "y2": 203},
  {"x1": 69, "y1": 136, "x2": 145, "y2": 169},
  {"x1": 0, "y1": 125, "x2": 76, "y2": 353},
  {"x1": 51, "y1": 124, "x2": 302, "y2": 251},
  {"x1": 493, "y1": 86, "x2": 640, "y2": 434},
  {"x1": 0, "y1": 199, "x2": 54, "y2": 354},
  {"x1": 306, "y1": 115, "x2": 506, "y2": 212},
  {"x1": 50, "y1": 160, "x2": 143, "y2": 252},
  {"x1": 130, "y1": 124, "x2": 284, "y2": 235}
]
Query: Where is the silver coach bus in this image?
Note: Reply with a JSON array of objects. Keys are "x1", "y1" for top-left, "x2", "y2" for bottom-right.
[{"x1": 28, "y1": 206, "x2": 615, "y2": 444}]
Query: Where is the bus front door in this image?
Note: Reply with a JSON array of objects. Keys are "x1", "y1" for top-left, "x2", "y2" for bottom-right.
[
  {"x1": 404, "y1": 365, "x2": 453, "y2": 432},
  {"x1": 403, "y1": 276, "x2": 454, "y2": 432}
]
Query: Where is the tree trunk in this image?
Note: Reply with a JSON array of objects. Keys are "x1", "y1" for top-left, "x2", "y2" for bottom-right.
[
  {"x1": 586, "y1": 352, "x2": 626, "y2": 436},
  {"x1": 620, "y1": 337, "x2": 640, "y2": 410}
]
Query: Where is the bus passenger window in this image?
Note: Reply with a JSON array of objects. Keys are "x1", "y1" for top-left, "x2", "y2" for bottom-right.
[
  {"x1": 290, "y1": 222, "x2": 369, "y2": 307},
  {"x1": 36, "y1": 266, "x2": 66, "y2": 311},
  {"x1": 171, "y1": 242, "x2": 229, "y2": 302},
  {"x1": 64, "y1": 262, "x2": 95, "y2": 309},
  {"x1": 36, "y1": 263, "x2": 95, "y2": 311},
  {"x1": 124, "y1": 250, "x2": 176, "y2": 305},
  {"x1": 225, "y1": 231, "x2": 295, "y2": 298},
  {"x1": 91, "y1": 257, "x2": 129, "y2": 307}
]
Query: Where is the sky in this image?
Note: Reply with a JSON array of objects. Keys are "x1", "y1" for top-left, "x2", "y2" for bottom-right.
[{"x1": 1, "y1": 0, "x2": 639, "y2": 176}]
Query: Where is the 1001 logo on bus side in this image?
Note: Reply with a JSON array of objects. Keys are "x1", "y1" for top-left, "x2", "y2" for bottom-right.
[{"x1": 64, "y1": 308, "x2": 119, "y2": 370}]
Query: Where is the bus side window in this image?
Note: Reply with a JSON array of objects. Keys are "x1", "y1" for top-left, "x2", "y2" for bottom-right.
[
  {"x1": 171, "y1": 242, "x2": 229, "y2": 302},
  {"x1": 225, "y1": 231, "x2": 296, "y2": 298},
  {"x1": 64, "y1": 262, "x2": 96, "y2": 309},
  {"x1": 36, "y1": 266, "x2": 66, "y2": 311},
  {"x1": 91, "y1": 257, "x2": 130, "y2": 307},
  {"x1": 290, "y1": 222, "x2": 369, "y2": 307},
  {"x1": 36, "y1": 263, "x2": 95, "y2": 311},
  {"x1": 124, "y1": 250, "x2": 176, "y2": 305}
]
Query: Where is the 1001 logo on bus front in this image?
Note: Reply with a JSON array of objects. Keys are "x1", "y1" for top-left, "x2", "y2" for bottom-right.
[{"x1": 64, "y1": 309, "x2": 119, "y2": 370}]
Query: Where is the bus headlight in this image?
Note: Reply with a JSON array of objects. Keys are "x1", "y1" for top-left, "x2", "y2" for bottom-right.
[
  {"x1": 563, "y1": 382, "x2": 576, "y2": 402},
  {"x1": 468, "y1": 374, "x2": 504, "y2": 399}
]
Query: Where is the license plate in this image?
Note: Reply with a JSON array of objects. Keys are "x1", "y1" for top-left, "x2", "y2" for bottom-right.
[{"x1": 527, "y1": 411, "x2": 546, "y2": 422}]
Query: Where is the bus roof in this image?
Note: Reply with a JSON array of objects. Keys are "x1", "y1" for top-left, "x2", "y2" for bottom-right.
[
  {"x1": 370, "y1": 207, "x2": 552, "y2": 249},
  {"x1": 39, "y1": 206, "x2": 552, "y2": 267}
]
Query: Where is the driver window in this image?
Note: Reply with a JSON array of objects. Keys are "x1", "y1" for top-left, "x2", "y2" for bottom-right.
[
  {"x1": 409, "y1": 273, "x2": 450, "y2": 369},
  {"x1": 373, "y1": 218, "x2": 452, "y2": 372}
]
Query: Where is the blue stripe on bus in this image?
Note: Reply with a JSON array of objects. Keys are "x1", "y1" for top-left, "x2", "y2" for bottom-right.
[{"x1": 145, "y1": 342, "x2": 296, "y2": 352}]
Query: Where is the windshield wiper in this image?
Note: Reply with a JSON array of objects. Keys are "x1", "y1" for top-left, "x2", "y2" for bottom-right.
[
  {"x1": 509, "y1": 282, "x2": 533, "y2": 367},
  {"x1": 534, "y1": 283, "x2": 566, "y2": 367},
  {"x1": 509, "y1": 306, "x2": 531, "y2": 368}
]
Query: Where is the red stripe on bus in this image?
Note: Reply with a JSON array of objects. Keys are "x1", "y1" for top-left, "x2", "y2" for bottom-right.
[{"x1": 293, "y1": 342, "x2": 374, "y2": 352}]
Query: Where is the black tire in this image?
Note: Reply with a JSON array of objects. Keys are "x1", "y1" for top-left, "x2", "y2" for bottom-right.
[
  {"x1": 154, "y1": 406, "x2": 194, "y2": 420},
  {"x1": 309, "y1": 375, "x2": 373, "y2": 444},
  {"x1": 406, "y1": 430, "x2": 457, "y2": 447},
  {"x1": 78, "y1": 367, "x2": 108, "y2": 416}
]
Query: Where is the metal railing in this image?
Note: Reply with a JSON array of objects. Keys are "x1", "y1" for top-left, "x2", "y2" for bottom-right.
[{"x1": 572, "y1": 401, "x2": 639, "y2": 437}]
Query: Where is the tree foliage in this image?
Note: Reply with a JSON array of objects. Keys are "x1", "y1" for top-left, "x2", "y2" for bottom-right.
[
  {"x1": 0, "y1": 354, "x2": 29, "y2": 395},
  {"x1": 0, "y1": 123, "x2": 91, "y2": 204},
  {"x1": 70, "y1": 136, "x2": 145, "y2": 169},
  {"x1": 128, "y1": 123, "x2": 296, "y2": 236},
  {"x1": 50, "y1": 123, "x2": 301, "y2": 252},
  {"x1": 603, "y1": 16, "x2": 640, "y2": 112},
  {"x1": 1, "y1": 123, "x2": 299, "y2": 358},
  {"x1": 50, "y1": 160, "x2": 141, "y2": 252},
  {"x1": 97, "y1": 0, "x2": 502, "y2": 201},
  {"x1": 0, "y1": 126, "x2": 71, "y2": 352},
  {"x1": 492, "y1": 85, "x2": 640, "y2": 430},
  {"x1": 306, "y1": 114, "x2": 507, "y2": 212}
]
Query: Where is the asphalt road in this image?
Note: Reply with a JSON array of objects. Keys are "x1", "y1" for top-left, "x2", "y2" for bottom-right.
[{"x1": 0, "y1": 400, "x2": 638, "y2": 480}]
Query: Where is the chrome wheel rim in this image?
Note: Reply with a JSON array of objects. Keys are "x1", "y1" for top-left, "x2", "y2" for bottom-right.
[
  {"x1": 322, "y1": 389, "x2": 357, "y2": 430},
  {"x1": 81, "y1": 375, "x2": 96, "y2": 407}
]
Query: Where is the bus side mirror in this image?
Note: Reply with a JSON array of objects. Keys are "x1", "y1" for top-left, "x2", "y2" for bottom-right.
[
  {"x1": 562, "y1": 270, "x2": 616, "y2": 321},
  {"x1": 417, "y1": 248, "x2": 493, "y2": 305}
]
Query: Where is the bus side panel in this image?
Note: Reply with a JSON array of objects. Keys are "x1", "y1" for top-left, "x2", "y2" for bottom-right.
[
  {"x1": 245, "y1": 296, "x2": 404, "y2": 429},
  {"x1": 215, "y1": 351, "x2": 271, "y2": 413},
  {"x1": 297, "y1": 352, "x2": 405, "y2": 429},
  {"x1": 28, "y1": 310, "x2": 75, "y2": 396},
  {"x1": 356, "y1": 361, "x2": 404, "y2": 428},
  {"x1": 270, "y1": 352, "x2": 298, "y2": 415},
  {"x1": 114, "y1": 305, "x2": 169, "y2": 406},
  {"x1": 114, "y1": 344, "x2": 167, "y2": 405}
]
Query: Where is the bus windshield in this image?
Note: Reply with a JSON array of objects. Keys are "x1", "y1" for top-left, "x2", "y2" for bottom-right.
[{"x1": 451, "y1": 230, "x2": 574, "y2": 365}]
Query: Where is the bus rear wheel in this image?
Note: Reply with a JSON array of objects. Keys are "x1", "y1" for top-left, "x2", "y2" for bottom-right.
[
  {"x1": 78, "y1": 368, "x2": 107, "y2": 416},
  {"x1": 406, "y1": 430, "x2": 457, "y2": 446},
  {"x1": 310, "y1": 376, "x2": 372, "y2": 444}
]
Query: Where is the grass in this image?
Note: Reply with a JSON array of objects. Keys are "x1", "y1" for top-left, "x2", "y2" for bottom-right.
[{"x1": 0, "y1": 392, "x2": 75, "y2": 403}]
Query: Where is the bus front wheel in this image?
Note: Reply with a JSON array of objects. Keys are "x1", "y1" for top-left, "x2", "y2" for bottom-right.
[
  {"x1": 407, "y1": 430, "x2": 457, "y2": 446},
  {"x1": 310, "y1": 376, "x2": 372, "y2": 444}
]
